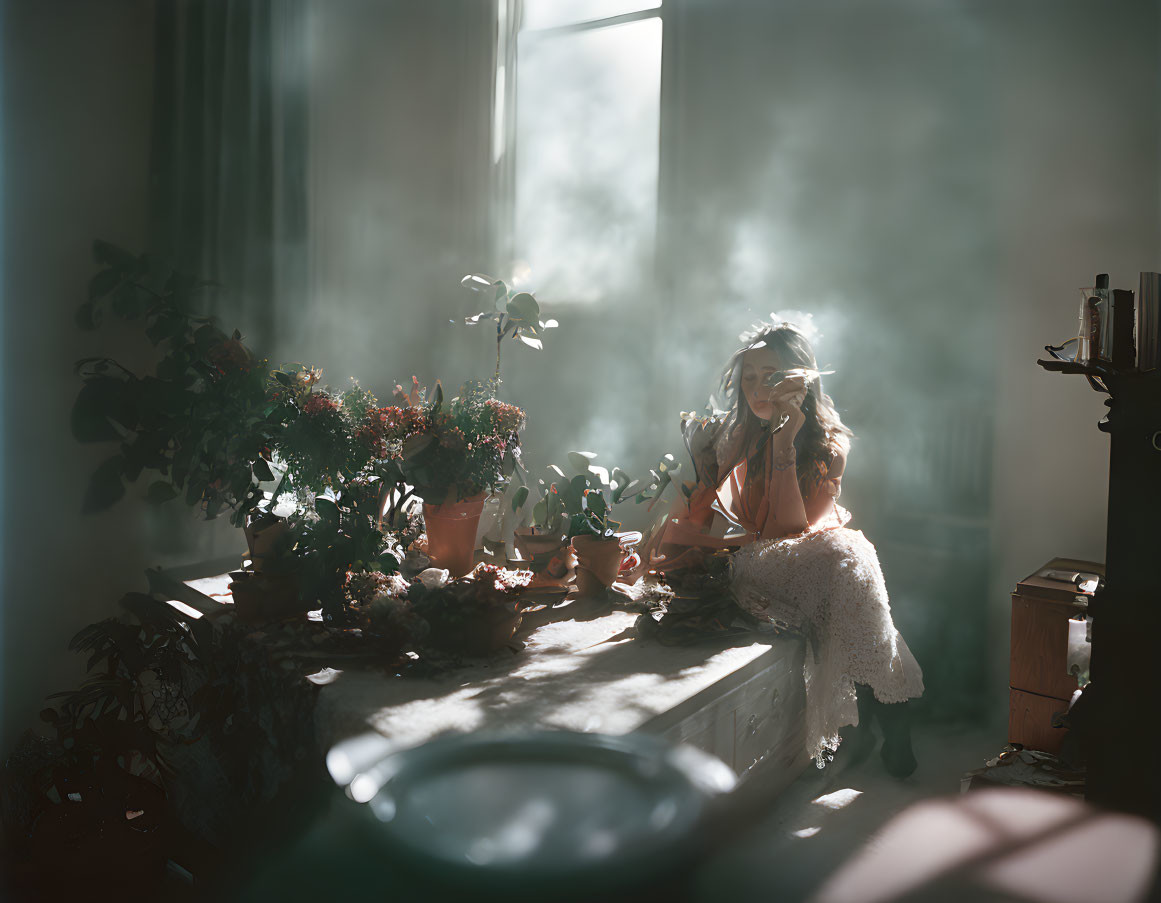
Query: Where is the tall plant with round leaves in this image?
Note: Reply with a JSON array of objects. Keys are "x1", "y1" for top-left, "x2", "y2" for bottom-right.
[{"x1": 461, "y1": 274, "x2": 557, "y2": 396}]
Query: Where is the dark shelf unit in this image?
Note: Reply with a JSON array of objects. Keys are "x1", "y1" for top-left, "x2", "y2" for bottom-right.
[{"x1": 1037, "y1": 354, "x2": 1161, "y2": 819}]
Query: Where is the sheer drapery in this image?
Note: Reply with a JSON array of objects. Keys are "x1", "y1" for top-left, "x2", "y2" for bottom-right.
[{"x1": 148, "y1": 0, "x2": 309, "y2": 355}]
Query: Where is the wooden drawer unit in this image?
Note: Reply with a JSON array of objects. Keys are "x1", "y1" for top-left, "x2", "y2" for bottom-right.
[
  {"x1": 1009, "y1": 688, "x2": 1073, "y2": 755},
  {"x1": 1008, "y1": 557, "x2": 1099, "y2": 753}
]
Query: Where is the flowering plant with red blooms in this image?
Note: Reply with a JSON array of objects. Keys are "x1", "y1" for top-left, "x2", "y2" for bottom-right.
[
  {"x1": 362, "y1": 379, "x2": 526, "y2": 507},
  {"x1": 406, "y1": 563, "x2": 533, "y2": 655}
]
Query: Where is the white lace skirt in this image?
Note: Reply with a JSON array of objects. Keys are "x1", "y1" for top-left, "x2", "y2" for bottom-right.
[{"x1": 730, "y1": 525, "x2": 924, "y2": 766}]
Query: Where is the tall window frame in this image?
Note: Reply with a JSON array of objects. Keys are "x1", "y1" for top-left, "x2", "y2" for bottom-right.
[{"x1": 491, "y1": 1, "x2": 673, "y2": 305}]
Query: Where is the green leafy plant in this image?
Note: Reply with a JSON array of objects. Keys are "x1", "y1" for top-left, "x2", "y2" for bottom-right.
[
  {"x1": 71, "y1": 241, "x2": 405, "y2": 615},
  {"x1": 461, "y1": 274, "x2": 557, "y2": 394},
  {"x1": 72, "y1": 242, "x2": 285, "y2": 525},
  {"x1": 7, "y1": 591, "x2": 319, "y2": 873},
  {"x1": 544, "y1": 451, "x2": 682, "y2": 540}
]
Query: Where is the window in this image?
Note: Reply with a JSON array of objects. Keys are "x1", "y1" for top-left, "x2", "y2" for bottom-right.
[{"x1": 495, "y1": 1, "x2": 664, "y2": 304}]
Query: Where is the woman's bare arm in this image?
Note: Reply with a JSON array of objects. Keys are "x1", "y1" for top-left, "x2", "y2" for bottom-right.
[
  {"x1": 803, "y1": 448, "x2": 846, "y2": 527},
  {"x1": 760, "y1": 440, "x2": 809, "y2": 539}
]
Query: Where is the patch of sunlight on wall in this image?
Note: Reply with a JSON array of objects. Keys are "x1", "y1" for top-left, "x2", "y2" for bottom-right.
[{"x1": 515, "y1": 16, "x2": 662, "y2": 304}]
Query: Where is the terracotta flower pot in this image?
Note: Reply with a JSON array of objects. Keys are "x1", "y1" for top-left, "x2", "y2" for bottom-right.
[
  {"x1": 228, "y1": 570, "x2": 307, "y2": 623},
  {"x1": 423, "y1": 493, "x2": 486, "y2": 578},
  {"x1": 570, "y1": 533, "x2": 626, "y2": 597},
  {"x1": 513, "y1": 527, "x2": 569, "y2": 575}
]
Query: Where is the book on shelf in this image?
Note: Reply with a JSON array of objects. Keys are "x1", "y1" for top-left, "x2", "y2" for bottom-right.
[{"x1": 1138, "y1": 272, "x2": 1160, "y2": 372}]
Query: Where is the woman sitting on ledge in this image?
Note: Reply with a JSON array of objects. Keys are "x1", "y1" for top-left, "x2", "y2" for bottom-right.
[{"x1": 647, "y1": 319, "x2": 924, "y2": 777}]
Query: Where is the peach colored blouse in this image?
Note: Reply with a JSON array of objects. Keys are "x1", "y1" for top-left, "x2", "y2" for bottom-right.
[{"x1": 714, "y1": 445, "x2": 847, "y2": 539}]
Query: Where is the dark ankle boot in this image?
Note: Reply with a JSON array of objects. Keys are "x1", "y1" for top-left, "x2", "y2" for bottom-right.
[
  {"x1": 876, "y1": 699, "x2": 917, "y2": 779},
  {"x1": 839, "y1": 683, "x2": 877, "y2": 764}
]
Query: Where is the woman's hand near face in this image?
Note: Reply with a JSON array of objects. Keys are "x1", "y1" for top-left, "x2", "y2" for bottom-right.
[
  {"x1": 766, "y1": 373, "x2": 808, "y2": 445},
  {"x1": 759, "y1": 373, "x2": 811, "y2": 539}
]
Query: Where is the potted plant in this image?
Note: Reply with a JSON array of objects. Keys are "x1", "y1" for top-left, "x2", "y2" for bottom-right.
[
  {"x1": 358, "y1": 379, "x2": 527, "y2": 577},
  {"x1": 562, "y1": 452, "x2": 682, "y2": 596},
  {"x1": 555, "y1": 454, "x2": 630, "y2": 597},
  {"x1": 71, "y1": 242, "x2": 406, "y2": 620},
  {"x1": 408, "y1": 565, "x2": 530, "y2": 657},
  {"x1": 510, "y1": 471, "x2": 571, "y2": 575},
  {"x1": 461, "y1": 273, "x2": 557, "y2": 396}
]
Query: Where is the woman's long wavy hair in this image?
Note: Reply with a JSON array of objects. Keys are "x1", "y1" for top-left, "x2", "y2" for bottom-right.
[{"x1": 714, "y1": 324, "x2": 853, "y2": 497}]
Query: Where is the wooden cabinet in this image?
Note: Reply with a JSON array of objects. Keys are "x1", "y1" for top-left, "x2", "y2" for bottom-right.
[{"x1": 1008, "y1": 557, "x2": 1098, "y2": 753}]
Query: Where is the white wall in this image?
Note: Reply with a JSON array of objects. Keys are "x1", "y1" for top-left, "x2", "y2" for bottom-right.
[{"x1": 989, "y1": 0, "x2": 1160, "y2": 690}]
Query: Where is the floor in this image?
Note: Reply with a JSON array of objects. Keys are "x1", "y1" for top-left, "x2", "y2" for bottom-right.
[
  {"x1": 226, "y1": 715, "x2": 1008, "y2": 902},
  {"x1": 691, "y1": 716, "x2": 1008, "y2": 902}
]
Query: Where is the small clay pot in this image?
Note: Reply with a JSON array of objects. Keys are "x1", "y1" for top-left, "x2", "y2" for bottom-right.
[
  {"x1": 570, "y1": 534, "x2": 625, "y2": 597},
  {"x1": 228, "y1": 570, "x2": 308, "y2": 623},
  {"x1": 423, "y1": 494, "x2": 487, "y2": 578},
  {"x1": 513, "y1": 527, "x2": 569, "y2": 574},
  {"x1": 243, "y1": 513, "x2": 291, "y2": 572}
]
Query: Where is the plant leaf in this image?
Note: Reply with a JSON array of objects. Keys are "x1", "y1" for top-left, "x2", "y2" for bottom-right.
[
  {"x1": 252, "y1": 458, "x2": 275, "y2": 482},
  {"x1": 82, "y1": 456, "x2": 126, "y2": 513},
  {"x1": 145, "y1": 478, "x2": 176, "y2": 499},
  {"x1": 401, "y1": 432, "x2": 437, "y2": 462},
  {"x1": 314, "y1": 496, "x2": 340, "y2": 528},
  {"x1": 567, "y1": 451, "x2": 598, "y2": 473},
  {"x1": 515, "y1": 333, "x2": 543, "y2": 350},
  {"x1": 461, "y1": 273, "x2": 498, "y2": 292},
  {"x1": 616, "y1": 479, "x2": 643, "y2": 503},
  {"x1": 505, "y1": 292, "x2": 540, "y2": 324},
  {"x1": 92, "y1": 240, "x2": 136, "y2": 270},
  {"x1": 585, "y1": 490, "x2": 608, "y2": 521},
  {"x1": 511, "y1": 485, "x2": 529, "y2": 512},
  {"x1": 71, "y1": 377, "x2": 136, "y2": 442}
]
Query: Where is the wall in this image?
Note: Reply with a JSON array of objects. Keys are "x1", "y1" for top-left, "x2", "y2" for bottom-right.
[
  {"x1": 988, "y1": 0, "x2": 1160, "y2": 694},
  {"x1": 303, "y1": 0, "x2": 496, "y2": 393},
  {"x1": 1, "y1": 0, "x2": 157, "y2": 750}
]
